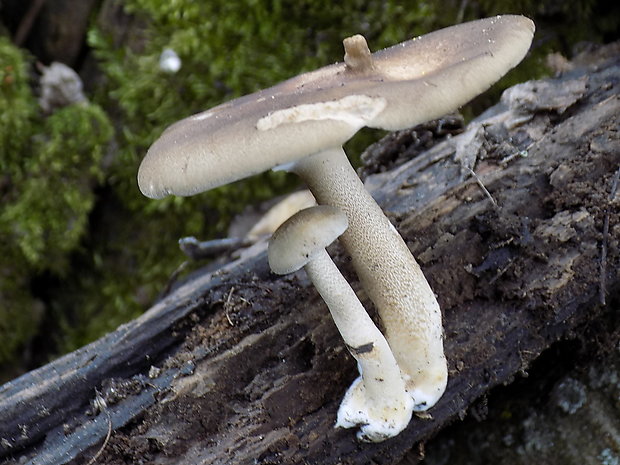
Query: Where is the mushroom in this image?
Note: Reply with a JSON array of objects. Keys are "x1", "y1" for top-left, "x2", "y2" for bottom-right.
[
  {"x1": 245, "y1": 189, "x2": 316, "y2": 239},
  {"x1": 138, "y1": 16, "x2": 535, "y2": 411},
  {"x1": 289, "y1": 147, "x2": 450, "y2": 410},
  {"x1": 268, "y1": 205, "x2": 413, "y2": 442}
]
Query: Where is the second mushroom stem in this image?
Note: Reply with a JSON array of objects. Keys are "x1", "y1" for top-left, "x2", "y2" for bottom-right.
[
  {"x1": 304, "y1": 248, "x2": 413, "y2": 441},
  {"x1": 292, "y1": 147, "x2": 448, "y2": 410}
]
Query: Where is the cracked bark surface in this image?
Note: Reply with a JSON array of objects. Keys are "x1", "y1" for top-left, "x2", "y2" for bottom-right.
[{"x1": 1, "y1": 45, "x2": 618, "y2": 465}]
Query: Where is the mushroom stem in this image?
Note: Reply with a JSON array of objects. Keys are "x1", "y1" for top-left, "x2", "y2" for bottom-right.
[
  {"x1": 291, "y1": 147, "x2": 448, "y2": 410},
  {"x1": 303, "y1": 248, "x2": 413, "y2": 442}
]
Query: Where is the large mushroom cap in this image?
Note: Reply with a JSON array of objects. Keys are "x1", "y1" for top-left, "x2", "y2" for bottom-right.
[
  {"x1": 138, "y1": 15, "x2": 534, "y2": 199},
  {"x1": 268, "y1": 205, "x2": 348, "y2": 274}
]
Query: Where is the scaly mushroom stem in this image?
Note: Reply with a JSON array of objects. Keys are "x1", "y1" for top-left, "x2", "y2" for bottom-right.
[
  {"x1": 292, "y1": 147, "x2": 448, "y2": 410},
  {"x1": 304, "y1": 248, "x2": 413, "y2": 442}
]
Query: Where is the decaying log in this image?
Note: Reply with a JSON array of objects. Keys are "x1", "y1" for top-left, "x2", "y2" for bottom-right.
[{"x1": 1, "y1": 46, "x2": 618, "y2": 465}]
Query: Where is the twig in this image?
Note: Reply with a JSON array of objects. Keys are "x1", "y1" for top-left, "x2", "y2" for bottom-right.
[
  {"x1": 499, "y1": 148, "x2": 529, "y2": 166},
  {"x1": 224, "y1": 286, "x2": 235, "y2": 326},
  {"x1": 466, "y1": 167, "x2": 498, "y2": 207},
  {"x1": 161, "y1": 260, "x2": 189, "y2": 298},
  {"x1": 489, "y1": 259, "x2": 515, "y2": 285},
  {"x1": 85, "y1": 390, "x2": 112, "y2": 465},
  {"x1": 179, "y1": 236, "x2": 253, "y2": 260}
]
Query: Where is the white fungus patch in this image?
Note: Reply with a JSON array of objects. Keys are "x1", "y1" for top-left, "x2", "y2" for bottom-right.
[{"x1": 256, "y1": 94, "x2": 386, "y2": 131}]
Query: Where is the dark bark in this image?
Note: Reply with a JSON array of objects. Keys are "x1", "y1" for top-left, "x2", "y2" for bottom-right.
[
  {"x1": 404, "y1": 332, "x2": 620, "y2": 464},
  {"x1": 5, "y1": 0, "x2": 98, "y2": 66},
  {"x1": 1, "y1": 46, "x2": 618, "y2": 465}
]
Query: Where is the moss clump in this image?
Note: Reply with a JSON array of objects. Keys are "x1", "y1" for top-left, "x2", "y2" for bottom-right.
[
  {"x1": 2, "y1": 104, "x2": 112, "y2": 272},
  {"x1": 0, "y1": 36, "x2": 37, "y2": 172},
  {"x1": 0, "y1": 36, "x2": 113, "y2": 375}
]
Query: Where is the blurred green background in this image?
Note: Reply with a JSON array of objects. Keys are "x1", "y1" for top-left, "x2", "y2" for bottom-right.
[{"x1": 0, "y1": 0, "x2": 618, "y2": 383}]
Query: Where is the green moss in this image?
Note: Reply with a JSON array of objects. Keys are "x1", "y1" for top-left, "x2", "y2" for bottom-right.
[
  {"x1": 2, "y1": 104, "x2": 112, "y2": 272},
  {"x1": 0, "y1": 248, "x2": 44, "y2": 377},
  {"x1": 0, "y1": 36, "x2": 114, "y2": 369},
  {"x1": 0, "y1": 38, "x2": 42, "y2": 373},
  {"x1": 0, "y1": 36, "x2": 37, "y2": 172}
]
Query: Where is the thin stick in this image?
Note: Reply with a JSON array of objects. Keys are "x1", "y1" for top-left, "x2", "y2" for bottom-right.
[
  {"x1": 225, "y1": 287, "x2": 235, "y2": 326},
  {"x1": 85, "y1": 391, "x2": 112, "y2": 465},
  {"x1": 179, "y1": 236, "x2": 252, "y2": 260},
  {"x1": 161, "y1": 260, "x2": 189, "y2": 297},
  {"x1": 467, "y1": 167, "x2": 497, "y2": 207}
]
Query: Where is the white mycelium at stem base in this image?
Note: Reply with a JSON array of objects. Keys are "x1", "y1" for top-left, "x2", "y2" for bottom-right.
[
  {"x1": 290, "y1": 148, "x2": 448, "y2": 411},
  {"x1": 268, "y1": 206, "x2": 413, "y2": 442},
  {"x1": 304, "y1": 249, "x2": 414, "y2": 442}
]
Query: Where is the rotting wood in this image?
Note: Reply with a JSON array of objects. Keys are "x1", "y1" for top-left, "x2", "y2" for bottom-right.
[{"x1": 0, "y1": 46, "x2": 618, "y2": 465}]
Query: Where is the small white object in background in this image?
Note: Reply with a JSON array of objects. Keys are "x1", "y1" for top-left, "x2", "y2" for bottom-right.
[
  {"x1": 159, "y1": 48, "x2": 182, "y2": 74},
  {"x1": 38, "y1": 62, "x2": 86, "y2": 113}
]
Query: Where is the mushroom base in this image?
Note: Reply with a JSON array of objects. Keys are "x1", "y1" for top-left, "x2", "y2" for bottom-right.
[
  {"x1": 304, "y1": 248, "x2": 414, "y2": 442},
  {"x1": 336, "y1": 376, "x2": 414, "y2": 443}
]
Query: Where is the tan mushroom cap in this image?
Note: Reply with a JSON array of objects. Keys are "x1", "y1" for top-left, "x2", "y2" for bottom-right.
[
  {"x1": 268, "y1": 205, "x2": 348, "y2": 275},
  {"x1": 138, "y1": 15, "x2": 534, "y2": 199}
]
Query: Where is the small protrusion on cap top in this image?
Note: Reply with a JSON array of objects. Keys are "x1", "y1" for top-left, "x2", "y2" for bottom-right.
[{"x1": 344, "y1": 34, "x2": 374, "y2": 73}]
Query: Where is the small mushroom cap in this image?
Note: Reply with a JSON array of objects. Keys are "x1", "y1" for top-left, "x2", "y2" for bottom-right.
[
  {"x1": 246, "y1": 190, "x2": 316, "y2": 239},
  {"x1": 268, "y1": 205, "x2": 348, "y2": 274},
  {"x1": 138, "y1": 15, "x2": 534, "y2": 199}
]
